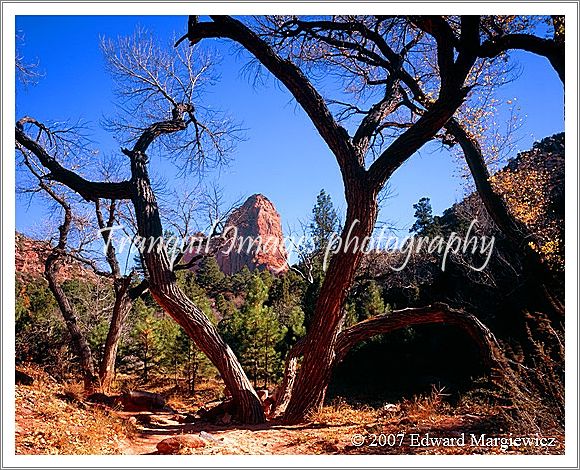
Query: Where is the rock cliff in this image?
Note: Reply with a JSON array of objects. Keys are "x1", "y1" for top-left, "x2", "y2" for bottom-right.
[{"x1": 216, "y1": 194, "x2": 288, "y2": 275}]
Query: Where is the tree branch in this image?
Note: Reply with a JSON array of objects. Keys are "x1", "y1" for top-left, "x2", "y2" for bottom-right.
[
  {"x1": 95, "y1": 199, "x2": 122, "y2": 277},
  {"x1": 16, "y1": 122, "x2": 133, "y2": 202},
  {"x1": 479, "y1": 33, "x2": 564, "y2": 84},
  {"x1": 186, "y1": 15, "x2": 362, "y2": 178},
  {"x1": 334, "y1": 303, "x2": 504, "y2": 370}
]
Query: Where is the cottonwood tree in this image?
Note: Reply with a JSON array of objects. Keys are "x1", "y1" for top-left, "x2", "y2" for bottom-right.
[
  {"x1": 177, "y1": 15, "x2": 513, "y2": 423},
  {"x1": 260, "y1": 15, "x2": 564, "y2": 418},
  {"x1": 418, "y1": 16, "x2": 565, "y2": 320},
  {"x1": 252, "y1": 14, "x2": 565, "y2": 364},
  {"x1": 16, "y1": 30, "x2": 265, "y2": 422},
  {"x1": 17, "y1": 16, "x2": 553, "y2": 424},
  {"x1": 16, "y1": 121, "x2": 148, "y2": 392}
]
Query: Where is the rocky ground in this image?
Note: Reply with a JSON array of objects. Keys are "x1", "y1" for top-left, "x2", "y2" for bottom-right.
[{"x1": 14, "y1": 365, "x2": 564, "y2": 455}]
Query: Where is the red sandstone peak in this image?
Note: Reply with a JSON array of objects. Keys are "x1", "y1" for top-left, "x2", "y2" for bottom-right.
[{"x1": 216, "y1": 194, "x2": 288, "y2": 275}]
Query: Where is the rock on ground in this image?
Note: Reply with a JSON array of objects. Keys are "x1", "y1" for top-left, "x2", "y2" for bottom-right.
[{"x1": 156, "y1": 435, "x2": 206, "y2": 454}]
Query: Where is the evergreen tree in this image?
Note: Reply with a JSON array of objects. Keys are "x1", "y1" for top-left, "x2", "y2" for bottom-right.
[
  {"x1": 268, "y1": 272, "x2": 306, "y2": 353},
  {"x1": 215, "y1": 293, "x2": 237, "y2": 320},
  {"x1": 410, "y1": 197, "x2": 434, "y2": 235},
  {"x1": 231, "y1": 265, "x2": 253, "y2": 294},
  {"x1": 131, "y1": 299, "x2": 162, "y2": 382},
  {"x1": 356, "y1": 280, "x2": 386, "y2": 320},
  {"x1": 196, "y1": 256, "x2": 225, "y2": 293},
  {"x1": 219, "y1": 274, "x2": 286, "y2": 388},
  {"x1": 310, "y1": 189, "x2": 340, "y2": 253},
  {"x1": 173, "y1": 270, "x2": 217, "y2": 390},
  {"x1": 410, "y1": 197, "x2": 442, "y2": 237}
]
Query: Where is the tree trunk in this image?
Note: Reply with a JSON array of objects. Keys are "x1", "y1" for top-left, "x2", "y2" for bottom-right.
[
  {"x1": 272, "y1": 338, "x2": 305, "y2": 417},
  {"x1": 446, "y1": 118, "x2": 564, "y2": 321},
  {"x1": 98, "y1": 278, "x2": 132, "y2": 392},
  {"x1": 283, "y1": 184, "x2": 378, "y2": 423},
  {"x1": 334, "y1": 303, "x2": 504, "y2": 370},
  {"x1": 45, "y1": 253, "x2": 100, "y2": 393},
  {"x1": 129, "y1": 150, "x2": 265, "y2": 423}
]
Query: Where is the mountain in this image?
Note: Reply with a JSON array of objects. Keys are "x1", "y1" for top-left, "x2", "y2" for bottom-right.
[{"x1": 216, "y1": 194, "x2": 288, "y2": 275}]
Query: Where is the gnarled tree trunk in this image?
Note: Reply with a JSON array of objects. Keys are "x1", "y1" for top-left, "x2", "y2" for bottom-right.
[
  {"x1": 98, "y1": 278, "x2": 132, "y2": 392},
  {"x1": 282, "y1": 186, "x2": 379, "y2": 423},
  {"x1": 129, "y1": 145, "x2": 265, "y2": 424},
  {"x1": 45, "y1": 253, "x2": 100, "y2": 393},
  {"x1": 334, "y1": 303, "x2": 504, "y2": 370},
  {"x1": 272, "y1": 338, "x2": 305, "y2": 418}
]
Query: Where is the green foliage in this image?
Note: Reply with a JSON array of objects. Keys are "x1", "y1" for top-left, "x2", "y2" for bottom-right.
[
  {"x1": 310, "y1": 189, "x2": 340, "y2": 253},
  {"x1": 215, "y1": 293, "x2": 237, "y2": 319},
  {"x1": 357, "y1": 280, "x2": 386, "y2": 320},
  {"x1": 410, "y1": 197, "x2": 448, "y2": 238},
  {"x1": 196, "y1": 256, "x2": 225, "y2": 293},
  {"x1": 230, "y1": 265, "x2": 253, "y2": 294},
  {"x1": 176, "y1": 270, "x2": 215, "y2": 320},
  {"x1": 301, "y1": 275, "x2": 322, "y2": 331},
  {"x1": 268, "y1": 272, "x2": 306, "y2": 353},
  {"x1": 410, "y1": 197, "x2": 433, "y2": 235},
  {"x1": 129, "y1": 299, "x2": 163, "y2": 382},
  {"x1": 220, "y1": 273, "x2": 287, "y2": 388},
  {"x1": 15, "y1": 278, "x2": 67, "y2": 369}
]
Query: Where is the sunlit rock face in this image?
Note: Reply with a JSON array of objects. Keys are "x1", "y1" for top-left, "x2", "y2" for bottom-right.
[
  {"x1": 15, "y1": 232, "x2": 100, "y2": 283},
  {"x1": 216, "y1": 194, "x2": 288, "y2": 275},
  {"x1": 181, "y1": 194, "x2": 288, "y2": 275}
]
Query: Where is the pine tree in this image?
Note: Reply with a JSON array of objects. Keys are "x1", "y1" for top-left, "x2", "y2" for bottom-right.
[
  {"x1": 231, "y1": 265, "x2": 253, "y2": 294},
  {"x1": 219, "y1": 274, "x2": 286, "y2": 388},
  {"x1": 196, "y1": 256, "x2": 225, "y2": 293},
  {"x1": 410, "y1": 197, "x2": 434, "y2": 235},
  {"x1": 357, "y1": 280, "x2": 386, "y2": 320},
  {"x1": 410, "y1": 197, "x2": 442, "y2": 237},
  {"x1": 131, "y1": 299, "x2": 162, "y2": 382},
  {"x1": 173, "y1": 270, "x2": 217, "y2": 390},
  {"x1": 310, "y1": 189, "x2": 340, "y2": 253}
]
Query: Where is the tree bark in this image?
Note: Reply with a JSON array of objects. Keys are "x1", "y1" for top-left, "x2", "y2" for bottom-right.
[
  {"x1": 98, "y1": 278, "x2": 132, "y2": 392},
  {"x1": 45, "y1": 257, "x2": 100, "y2": 393},
  {"x1": 45, "y1": 254, "x2": 100, "y2": 393},
  {"x1": 282, "y1": 185, "x2": 379, "y2": 423},
  {"x1": 334, "y1": 303, "x2": 504, "y2": 370},
  {"x1": 26, "y1": 159, "x2": 102, "y2": 394},
  {"x1": 272, "y1": 338, "x2": 305, "y2": 418},
  {"x1": 18, "y1": 114, "x2": 265, "y2": 423},
  {"x1": 128, "y1": 143, "x2": 265, "y2": 423}
]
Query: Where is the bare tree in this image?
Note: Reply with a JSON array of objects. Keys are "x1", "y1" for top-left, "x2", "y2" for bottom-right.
[
  {"x1": 16, "y1": 32, "x2": 42, "y2": 88},
  {"x1": 15, "y1": 117, "x2": 150, "y2": 392},
  {"x1": 16, "y1": 30, "x2": 265, "y2": 422},
  {"x1": 180, "y1": 15, "x2": 503, "y2": 423},
  {"x1": 16, "y1": 123, "x2": 100, "y2": 392}
]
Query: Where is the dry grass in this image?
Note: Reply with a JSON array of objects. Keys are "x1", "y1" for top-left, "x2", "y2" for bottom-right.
[
  {"x1": 15, "y1": 364, "x2": 134, "y2": 455},
  {"x1": 15, "y1": 365, "x2": 564, "y2": 455},
  {"x1": 111, "y1": 373, "x2": 225, "y2": 413}
]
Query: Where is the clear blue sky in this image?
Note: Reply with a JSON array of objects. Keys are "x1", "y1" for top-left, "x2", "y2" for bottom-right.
[{"x1": 15, "y1": 15, "x2": 564, "y2": 239}]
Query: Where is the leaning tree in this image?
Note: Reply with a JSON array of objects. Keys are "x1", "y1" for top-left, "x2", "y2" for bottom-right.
[
  {"x1": 177, "y1": 15, "x2": 516, "y2": 423},
  {"x1": 16, "y1": 30, "x2": 266, "y2": 422},
  {"x1": 178, "y1": 14, "x2": 564, "y2": 422},
  {"x1": 16, "y1": 15, "x2": 558, "y2": 424}
]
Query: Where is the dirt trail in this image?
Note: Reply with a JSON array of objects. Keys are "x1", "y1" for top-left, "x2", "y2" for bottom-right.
[{"x1": 115, "y1": 410, "x2": 355, "y2": 455}]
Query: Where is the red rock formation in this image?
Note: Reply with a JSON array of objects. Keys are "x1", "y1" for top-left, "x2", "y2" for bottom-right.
[
  {"x1": 15, "y1": 232, "x2": 99, "y2": 283},
  {"x1": 215, "y1": 194, "x2": 288, "y2": 275}
]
